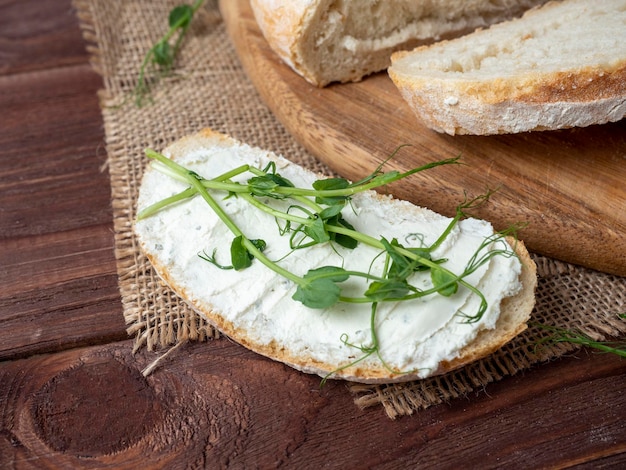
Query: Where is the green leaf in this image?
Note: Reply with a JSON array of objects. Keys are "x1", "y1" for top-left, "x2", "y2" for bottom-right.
[
  {"x1": 431, "y1": 269, "x2": 458, "y2": 296},
  {"x1": 258, "y1": 163, "x2": 295, "y2": 187},
  {"x1": 318, "y1": 203, "x2": 344, "y2": 220},
  {"x1": 365, "y1": 279, "x2": 410, "y2": 301},
  {"x1": 229, "y1": 236, "x2": 266, "y2": 271},
  {"x1": 292, "y1": 266, "x2": 349, "y2": 308},
  {"x1": 312, "y1": 177, "x2": 349, "y2": 205},
  {"x1": 152, "y1": 40, "x2": 172, "y2": 66},
  {"x1": 248, "y1": 173, "x2": 293, "y2": 198},
  {"x1": 230, "y1": 235, "x2": 251, "y2": 270},
  {"x1": 303, "y1": 217, "x2": 330, "y2": 244},
  {"x1": 407, "y1": 248, "x2": 433, "y2": 270},
  {"x1": 169, "y1": 5, "x2": 193, "y2": 28},
  {"x1": 380, "y1": 238, "x2": 411, "y2": 276},
  {"x1": 388, "y1": 246, "x2": 432, "y2": 278},
  {"x1": 250, "y1": 238, "x2": 267, "y2": 252},
  {"x1": 270, "y1": 173, "x2": 295, "y2": 189},
  {"x1": 304, "y1": 266, "x2": 350, "y2": 283},
  {"x1": 381, "y1": 237, "x2": 433, "y2": 280},
  {"x1": 293, "y1": 279, "x2": 341, "y2": 309},
  {"x1": 313, "y1": 177, "x2": 349, "y2": 191},
  {"x1": 326, "y1": 214, "x2": 358, "y2": 249},
  {"x1": 248, "y1": 175, "x2": 278, "y2": 196}
]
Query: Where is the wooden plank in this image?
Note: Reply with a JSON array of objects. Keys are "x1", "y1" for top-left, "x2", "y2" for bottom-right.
[
  {"x1": 0, "y1": 274, "x2": 125, "y2": 360},
  {"x1": 0, "y1": 30, "x2": 126, "y2": 358},
  {"x1": 220, "y1": 0, "x2": 626, "y2": 276},
  {"x1": 1, "y1": 338, "x2": 625, "y2": 468},
  {"x1": 0, "y1": 225, "x2": 115, "y2": 295},
  {"x1": 0, "y1": 0, "x2": 89, "y2": 75},
  {"x1": 0, "y1": 224, "x2": 126, "y2": 360},
  {"x1": 0, "y1": 65, "x2": 109, "y2": 238}
]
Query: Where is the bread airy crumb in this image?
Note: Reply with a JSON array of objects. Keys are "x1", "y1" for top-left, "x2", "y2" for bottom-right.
[
  {"x1": 251, "y1": 0, "x2": 548, "y2": 86},
  {"x1": 389, "y1": 0, "x2": 626, "y2": 134}
]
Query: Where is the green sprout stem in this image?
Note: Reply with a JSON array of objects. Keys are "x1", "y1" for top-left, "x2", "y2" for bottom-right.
[
  {"x1": 141, "y1": 156, "x2": 459, "y2": 209},
  {"x1": 141, "y1": 149, "x2": 302, "y2": 283},
  {"x1": 141, "y1": 150, "x2": 482, "y2": 299},
  {"x1": 133, "y1": 0, "x2": 205, "y2": 106},
  {"x1": 535, "y1": 323, "x2": 626, "y2": 358},
  {"x1": 143, "y1": 150, "x2": 459, "y2": 270}
]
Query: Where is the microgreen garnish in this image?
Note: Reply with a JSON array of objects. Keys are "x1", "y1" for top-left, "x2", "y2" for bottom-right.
[
  {"x1": 534, "y1": 320, "x2": 626, "y2": 358},
  {"x1": 230, "y1": 236, "x2": 267, "y2": 271},
  {"x1": 198, "y1": 248, "x2": 231, "y2": 270},
  {"x1": 132, "y1": 0, "x2": 205, "y2": 107},
  {"x1": 292, "y1": 266, "x2": 350, "y2": 309},
  {"x1": 139, "y1": 148, "x2": 518, "y2": 381}
]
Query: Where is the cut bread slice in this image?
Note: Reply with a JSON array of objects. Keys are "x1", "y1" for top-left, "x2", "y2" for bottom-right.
[
  {"x1": 250, "y1": 0, "x2": 548, "y2": 87},
  {"x1": 134, "y1": 129, "x2": 537, "y2": 384},
  {"x1": 389, "y1": 0, "x2": 626, "y2": 135}
]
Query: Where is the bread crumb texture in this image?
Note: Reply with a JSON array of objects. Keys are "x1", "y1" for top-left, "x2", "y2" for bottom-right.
[
  {"x1": 252, "y1": 0, "x2": 548, "y2": 86},
  {"x1": 389, "y1": 0, "x2": 626, "y2": 134}
]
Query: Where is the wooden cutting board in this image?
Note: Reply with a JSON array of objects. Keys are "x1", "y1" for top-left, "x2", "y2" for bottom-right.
[{"x1": 220, "y1": 0, "x2": 626, "y2": 276}]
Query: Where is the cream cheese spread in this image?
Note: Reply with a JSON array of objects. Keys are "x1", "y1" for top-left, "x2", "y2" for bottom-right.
[{"x1": 135, "y1": 142, "x2": 522, "y2": 379}]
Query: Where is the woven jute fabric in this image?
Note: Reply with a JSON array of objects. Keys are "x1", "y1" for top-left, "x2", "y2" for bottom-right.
[{"x1": 74, "y1": 0, "x2": 626, "y2": 418}]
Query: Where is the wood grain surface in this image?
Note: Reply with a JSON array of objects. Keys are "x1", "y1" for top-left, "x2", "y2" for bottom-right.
[
  {"x1": 2, "y1": 339, "x2": 626, "y2": 469},
  {"x1": 1, "y1": 1, "x2": 625, "y2": 468},
  {"x1": 0, "y1": 2, "x2": 127, "y2": 361},
  {"x1": 220, "y1": 0, "x2": 626, "y2": 277}
]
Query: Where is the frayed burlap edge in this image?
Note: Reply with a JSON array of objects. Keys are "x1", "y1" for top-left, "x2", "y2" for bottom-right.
[{"x1": 73, "y1": 0, "x2": 626, "y2": 419}]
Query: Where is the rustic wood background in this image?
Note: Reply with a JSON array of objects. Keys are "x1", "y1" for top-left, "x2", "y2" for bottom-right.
[{"x1": 1, "y1": 0, "x2": 625, "y2": 468}]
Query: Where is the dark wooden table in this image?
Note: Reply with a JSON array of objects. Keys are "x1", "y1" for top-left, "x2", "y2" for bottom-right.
[{"x1": 1, "y1": 1, "x2": 625, "y2": 468}]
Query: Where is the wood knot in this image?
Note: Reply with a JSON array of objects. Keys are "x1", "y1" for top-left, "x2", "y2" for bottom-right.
[{"x1": 32, "y1": 356, "x2": 162, "y2": 456}]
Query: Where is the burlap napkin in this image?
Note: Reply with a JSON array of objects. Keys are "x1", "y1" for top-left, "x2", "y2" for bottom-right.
[{"x1": 74, "y1": 0, "x2": 626, "y2": 418}]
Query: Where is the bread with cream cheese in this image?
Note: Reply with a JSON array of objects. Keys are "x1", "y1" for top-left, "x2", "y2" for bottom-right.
[
  {"x1": 388, "y1": 0, "x2": 626, "y2": 135},
  {"x1": 250, "y1": 0, "x2": 548, "y2": 87},
  {"x1": 134, "y1": 129, "x2": 537, "y2": 384}
]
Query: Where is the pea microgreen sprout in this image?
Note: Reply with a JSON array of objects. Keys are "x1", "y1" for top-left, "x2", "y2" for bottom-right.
[
  {"x1": 132, "y1": 0, "x2": 205, "y2": 107},
  {"x1": 139, "y1": 147, "x2": 519, "y2": 379},
  {"x1": 534, "y1": 321, "x2": 626, "y2": 358}
]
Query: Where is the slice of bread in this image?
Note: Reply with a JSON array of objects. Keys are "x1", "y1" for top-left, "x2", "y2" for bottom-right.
[
  {"x1": 134, "y1": 128, "x2": 537, "y2": 383},
  {"x1": 251, "y1": 0, "x2": 548, "y2": 87},
  {"x1": 389, "y1": 0, "x2": 626, "y2": 135}
]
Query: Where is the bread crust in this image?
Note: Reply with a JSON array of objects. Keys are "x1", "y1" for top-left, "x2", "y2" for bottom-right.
[
  {"x1": 249, "y1": 0, "x2": 318, "y2": 83},
  {"x1": 251, "y1": 0, "x2": 548, "y2": 87},
  {"x1": 136, "y1": 129, "x2": 537, "y2": 384},
  {"x1": 389, "y1": 1, "x2": 626, "y2": 134}
]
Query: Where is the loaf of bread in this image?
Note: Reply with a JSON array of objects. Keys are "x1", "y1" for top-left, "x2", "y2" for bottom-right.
[
  {"x1": 134, "y1": 129, "x2": 537, "y2": 383},
  {"x1": 251, "y1": 0, "x2": 548, "y2": 87},
  {"x1": 389, "y1": 0, "x2": 626, "y2": 135}
]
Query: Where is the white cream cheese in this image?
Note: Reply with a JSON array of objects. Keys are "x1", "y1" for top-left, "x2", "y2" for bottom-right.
[{"x1": 135, "y1": 142, "x2": 522, "y2": 379}]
